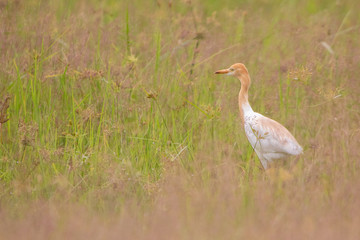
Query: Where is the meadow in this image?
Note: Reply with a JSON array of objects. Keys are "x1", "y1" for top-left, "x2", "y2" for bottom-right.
[{"x1": 1, "y1": 0, "x2": 360, "y2": 239}]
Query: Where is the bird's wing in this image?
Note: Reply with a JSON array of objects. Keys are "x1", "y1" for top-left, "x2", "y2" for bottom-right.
[{"x1": 244, "y1": 113, "x2": 302, "y2": 155}]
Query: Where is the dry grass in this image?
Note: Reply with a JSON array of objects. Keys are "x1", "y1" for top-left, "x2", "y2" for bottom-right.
[{"x1": 1, "y1": 0, "x2": 360, "y2": 239}]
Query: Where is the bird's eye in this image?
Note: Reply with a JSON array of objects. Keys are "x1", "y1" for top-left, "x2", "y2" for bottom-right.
[{"x1": 230, "y1": 68, "x2": 234, "y2": 71}]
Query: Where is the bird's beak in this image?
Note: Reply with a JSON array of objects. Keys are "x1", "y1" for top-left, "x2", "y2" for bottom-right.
[{"x1": 215, "y1": 69, "x2": 230, "y2": 74}]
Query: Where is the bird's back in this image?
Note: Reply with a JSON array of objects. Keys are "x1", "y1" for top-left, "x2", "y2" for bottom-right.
[{"x1": 244, "y1": 112, "x2": 303, "y2": 164}]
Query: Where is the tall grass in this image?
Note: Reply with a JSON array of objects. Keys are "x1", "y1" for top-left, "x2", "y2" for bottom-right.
[{"x1": 0, "y1": 0, "x2": 360, "y2": 239}]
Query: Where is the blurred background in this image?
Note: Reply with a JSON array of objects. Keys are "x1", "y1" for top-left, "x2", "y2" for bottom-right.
[{"x1": 0, "y1": 0, "x2": 360, "y2": 239}]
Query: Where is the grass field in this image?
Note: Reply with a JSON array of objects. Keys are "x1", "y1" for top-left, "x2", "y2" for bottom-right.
[{"x1": 1, "y1": 0, "x2": 360, "y2": 239}]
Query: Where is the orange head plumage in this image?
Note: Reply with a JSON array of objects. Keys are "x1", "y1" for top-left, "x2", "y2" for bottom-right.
[{"x1": 214, "y1": 63, "x2": 249, "y2": 77}]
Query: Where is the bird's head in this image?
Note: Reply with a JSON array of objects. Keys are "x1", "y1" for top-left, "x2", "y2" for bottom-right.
[{"x1": 214, "y1": 63, "x2": 249, "y2": 77}]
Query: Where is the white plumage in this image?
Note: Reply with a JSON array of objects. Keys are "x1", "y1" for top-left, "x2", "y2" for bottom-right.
[
  {"x1": 242, "y1": 103, "x2": 302, "y2": 169},
  {"x1": 215, "y1": 63, "x2": 302, "y2": 170}
]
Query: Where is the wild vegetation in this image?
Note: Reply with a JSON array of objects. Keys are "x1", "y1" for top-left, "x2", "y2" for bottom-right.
[{"x1": 0, "y1": 0, "x2": 360, "y2": 239}]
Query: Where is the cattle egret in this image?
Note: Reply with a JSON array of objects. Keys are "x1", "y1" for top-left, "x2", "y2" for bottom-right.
[{"x1": 215, "y1": 63, "x2": 303, "y2": 170}]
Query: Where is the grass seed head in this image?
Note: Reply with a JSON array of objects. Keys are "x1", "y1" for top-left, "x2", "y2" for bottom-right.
[{"x1": 0, "y1": 95, "x2": 11, "y2": 124}]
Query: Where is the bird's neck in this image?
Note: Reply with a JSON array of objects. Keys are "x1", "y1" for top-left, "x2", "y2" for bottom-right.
[{"x1": 238, "y1": 74, "x2": 253, "y2": 124}]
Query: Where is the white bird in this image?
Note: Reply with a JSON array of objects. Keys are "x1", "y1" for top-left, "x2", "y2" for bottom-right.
[{"x1": 215, "y1": 63, "x2": 303, "y2": 170}]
